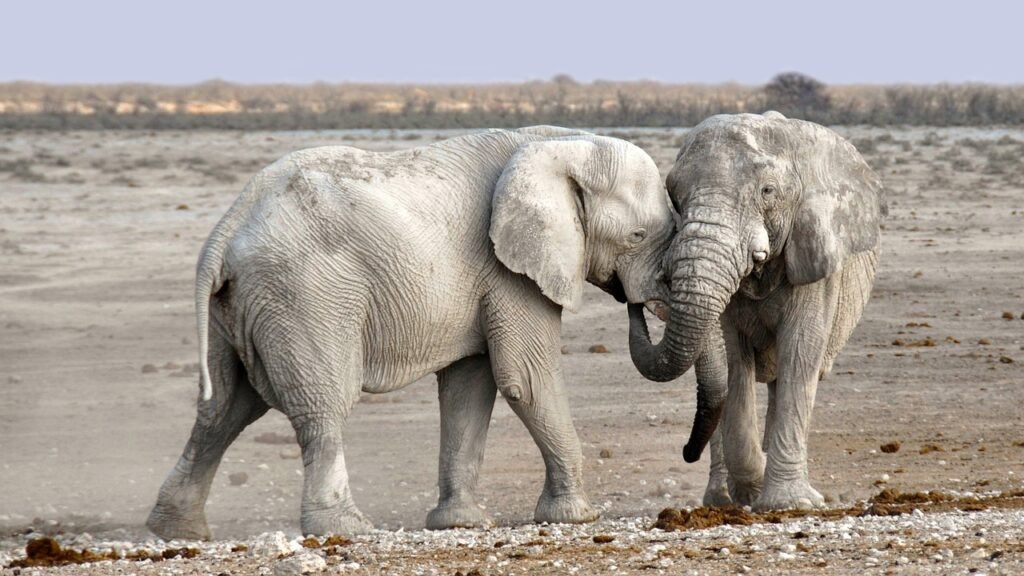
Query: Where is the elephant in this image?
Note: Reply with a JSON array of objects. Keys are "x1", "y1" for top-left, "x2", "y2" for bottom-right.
[
  {"x1": 628, "y1": 112, "x2": 884, "y2": 511},
  {"x1": 146, "y1": 126, "x2": 678, "y2": 540}
]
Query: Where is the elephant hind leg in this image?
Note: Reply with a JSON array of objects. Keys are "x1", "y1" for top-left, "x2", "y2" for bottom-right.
[
  {"x1": 258, "y1": 322, "x2": 371, "y2": 537},
  {"x1": 147, "y1": 330, "x2": 268, "y2": 541},
  {"x1": 427, "y1": 354, "x2": 497, "y2": 530}
]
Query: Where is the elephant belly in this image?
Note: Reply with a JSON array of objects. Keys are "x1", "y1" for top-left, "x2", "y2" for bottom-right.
[{"x1": 359, "y1": 299, "x2": 488, "y2": 394}]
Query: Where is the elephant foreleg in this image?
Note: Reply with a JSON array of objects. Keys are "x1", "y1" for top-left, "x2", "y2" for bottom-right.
[
  {"x1": 721, "y1": 330, "x2": 765, "y2": 506},
  {"x1": 426, "y1": 354, "x2": 498, "y2": 529},
  {"x1": 486, "y1": 298, "x2": 597, "y2": 525},
  {"x1": 762, "y1": 379, "x2": 777, "y2": 452},
  {"x1": 754, "y1": 293, "x2": 828, "y2": 511},
  {"x1": 702, "y1": 427, "x2": 732, "y2": 506},
  {"x1": 147, "y1": 331, "x2": 269, "y2": 540}
]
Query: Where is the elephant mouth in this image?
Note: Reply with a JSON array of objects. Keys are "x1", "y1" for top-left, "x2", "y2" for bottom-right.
[
  {"x1": 597, "y1": 272, "x2": 628, "y2": 303},
  {"x1": 644, "y1": 299, "x2": 670, "y2": 322}
]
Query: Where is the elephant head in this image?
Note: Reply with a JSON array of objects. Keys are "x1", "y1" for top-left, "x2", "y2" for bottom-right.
[
  {"x1": 490, "y1": 133, "x2": 674, "y2": 312},
  {"x1": 628, "y1": 112, "x2": 885, "y2": 461}
]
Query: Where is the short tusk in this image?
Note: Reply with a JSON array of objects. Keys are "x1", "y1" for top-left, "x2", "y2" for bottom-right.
[{"x1": 752, "y1": 250, "x2": 768, "y2": 263}]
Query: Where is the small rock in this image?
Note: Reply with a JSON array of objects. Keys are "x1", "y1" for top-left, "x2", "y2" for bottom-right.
[
  {"x1": 978, "y1": 338, "x2": 992, "y2": 345},
  {"x1": 274, "y1": 551, "x2": 326, "y2": 575},
  {"x1": 560, "y1": 345, "x2": 570, "y2": 355},
  {"x1": 999, "y1": 356, "x2": 1014, "y2": 364},
  {"x1": 176, "y1": 204, "x2": 190, "y2": 211},
  {"x1": 969, "y1": 548, "x2": 989, "y2": 560},
  {"x1": 588, "y1": 344, "x2": 610, "y2": 354},
  {"x1": 593, "y1": 534, "x2": 614, "y2": 544},
  {"x1": 599, "y1": 448, "x2": 613, "y2": 459},
  {"x1": 248, "y1": 532, "x2": 292, "y2": 557},
  {"x1": 141, "y1": 364, "x2": 158, "y2": 374},
  {"x1": 229, "y1": 472, "x2": 249, "y2": 486},
  {"x1": 1002, "y1": 311, "x2": 1015, "y2": 320}
]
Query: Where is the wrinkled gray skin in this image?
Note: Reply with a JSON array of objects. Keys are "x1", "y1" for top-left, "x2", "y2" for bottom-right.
[
  {"x1": 147, "y1": 126, "x2": 676, "y2": 540},
  {"x1": 629, "y1": 112, "x2": 884, "y2": 511}
]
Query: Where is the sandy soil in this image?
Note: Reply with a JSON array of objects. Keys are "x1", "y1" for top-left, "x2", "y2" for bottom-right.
[{"x1": 1, "y1": 126, "x2": 1022, "y2": 574}]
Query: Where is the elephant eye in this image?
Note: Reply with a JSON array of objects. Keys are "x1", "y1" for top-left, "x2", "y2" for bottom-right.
[
  {"x1": 629, "y1": 228, "x2": 647, "y2": 244},
  {"x1": 761, "y1": 184, "x2": 776, "y2": 196}
]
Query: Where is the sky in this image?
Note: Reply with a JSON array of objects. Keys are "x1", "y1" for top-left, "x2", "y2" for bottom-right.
[{"x1": 4, "y1": 0, "x2": 1023, "y2": 85}]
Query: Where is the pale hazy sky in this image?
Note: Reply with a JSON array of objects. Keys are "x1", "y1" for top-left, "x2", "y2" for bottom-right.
[{"x1": 5, "y1": 0, "x2": 1022, "y2": 85}]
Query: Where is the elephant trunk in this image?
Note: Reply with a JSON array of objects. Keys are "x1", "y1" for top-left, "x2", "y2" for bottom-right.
[{"x1": 628, "y1": 226, "x2": 745, "y2": 461}]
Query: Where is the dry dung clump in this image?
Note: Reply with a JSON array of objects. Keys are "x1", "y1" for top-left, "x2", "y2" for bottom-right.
[
  {"x1": 653, "y1": 506, "x2": 756, "y2": 531},
  {"x1": 8, "y1": 537, "x2": 199, "y2": 568},
  {"x1": 592, "y1": 534, "x2": 615, "y2": 544},
  {"x1": 871, "y1": 488, "x2": 953, "y2": 505},
  {"x1": 880, "y1": 441, "x2": 902, "y2": 453}
]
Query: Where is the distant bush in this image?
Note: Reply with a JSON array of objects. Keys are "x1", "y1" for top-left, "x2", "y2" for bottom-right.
[{"x1": 763, "y1": 72, "x2": 831, "y2": 117}]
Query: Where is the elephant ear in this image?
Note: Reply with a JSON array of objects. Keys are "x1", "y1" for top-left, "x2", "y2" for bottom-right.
[
  {"x1": 784, "y1": 121, "x2": 886, "y2": 285},
  {"x1": 490, "y1": 139, "x2": 594, "y2": 312}
]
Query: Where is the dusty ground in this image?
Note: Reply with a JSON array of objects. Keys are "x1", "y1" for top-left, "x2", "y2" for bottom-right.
[{"x1": 1, "y1": 126, "x2": 1022, "y2": 574}]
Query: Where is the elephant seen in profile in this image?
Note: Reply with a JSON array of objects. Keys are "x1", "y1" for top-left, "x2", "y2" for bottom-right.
[
  {"x1": 629, "y1": 112, "x2": 885, "y2": 511},
  {"x1": 147, "y1": 126, "x2": 679, "y2": 539}
]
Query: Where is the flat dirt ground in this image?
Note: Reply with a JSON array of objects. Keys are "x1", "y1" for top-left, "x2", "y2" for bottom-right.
[{"x1": 1, "y1": 126, "x2": 1022, "y2": 574}]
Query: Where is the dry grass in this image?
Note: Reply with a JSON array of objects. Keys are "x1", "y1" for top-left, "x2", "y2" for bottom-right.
[{"x1": 1, "y1": 80, "x2": 1024, "y2": 129}]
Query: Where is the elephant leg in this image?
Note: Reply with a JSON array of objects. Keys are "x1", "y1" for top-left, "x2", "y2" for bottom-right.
[
  {"x1": 754, "y1": 297, "x2": 827, "y2": 511},
  {"x1": 147, "y1": 330, "x2": 269, "y2": 540},
  {"x1": 426, "y1": 354, "x2": 498, "y2": 529},
  {"x1": 762, "y1": 380, "x2": 777, "y2": 452},
  {"x1": 261, "y1": 321, "x2": 371, "y2": 536},
  {"x1": 501, "y1": 375, "x2": 597, "y2": 524},
  {"x1": 702, "y1": 426, "x2": 732, "y2": 507},
  {"x1": 487, "y1": 297, "x2": 597, "y2": 525},
  {"x1": 721, "y1": 331, "x2": 765, "y2": 506}
]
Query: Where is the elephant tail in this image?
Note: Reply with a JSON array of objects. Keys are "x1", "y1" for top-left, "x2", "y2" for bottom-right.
[
  {"x1": 195, "y1": 179, "x2": 261, "y2": 403},
  {"x1": 195, "y1": 227, "x2": 228, "y2": 403}
]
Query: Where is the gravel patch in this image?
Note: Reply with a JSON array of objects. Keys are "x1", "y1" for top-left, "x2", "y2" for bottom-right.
[{"x1": 3, "y1": 504, "x2": 1023, "y2": 575}]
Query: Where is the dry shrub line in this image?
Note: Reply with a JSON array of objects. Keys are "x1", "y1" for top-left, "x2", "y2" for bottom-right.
[{"x1": 3, "y1": 76, "x2": 1024, "y2": 129}]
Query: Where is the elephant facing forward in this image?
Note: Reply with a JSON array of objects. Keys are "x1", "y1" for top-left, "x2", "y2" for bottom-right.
[
  {"x1": 147, "y1": 126, "x2": 677, "y2": 539},
  {"x1": 629, "y1": 113, "x2": 884, "y2": 511}
]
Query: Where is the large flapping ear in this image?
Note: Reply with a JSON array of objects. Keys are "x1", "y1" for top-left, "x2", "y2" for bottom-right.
[
  {"x1": 783, "y1": 120, "x2": 886, "y2": 285},
  {"x1": 490, "y1": 139, "x2": 601, "y2": 312}
]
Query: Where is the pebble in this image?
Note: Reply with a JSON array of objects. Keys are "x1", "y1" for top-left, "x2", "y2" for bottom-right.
[
  {"x1": 274, "y1": 551, "x2": 326, "y2": 575},
  {"x1": 248, "y1": 531, "x2": 293, "y2": 557}
]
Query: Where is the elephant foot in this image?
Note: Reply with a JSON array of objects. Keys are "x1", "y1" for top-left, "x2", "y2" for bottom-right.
[
  {"x1": 426, "y1": 500, "x2": 493, "y2": 530},
  {"x1": 535, "y1": 492, "x2": 599, "y2": 525},
  {"x1": 752, "y1": 479, "x2": 825, "y2": 512},
  {"x1": 727, "y1": 475, "x2": 763, "y2": 507},
  {"x1": 146, "y1": 505, "x2": 211, "y2": 541},
  {"x1": 702, "y1": 480, "x2": 733, "y2": 507},
  {"x1": 301, "y1": 505, "x2": 374, "y2": 537}
]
